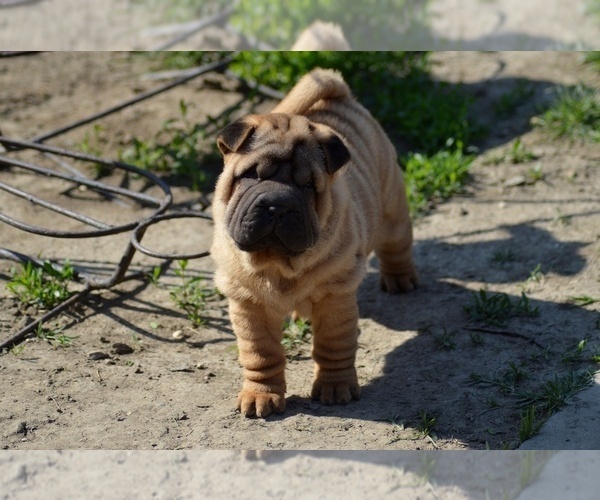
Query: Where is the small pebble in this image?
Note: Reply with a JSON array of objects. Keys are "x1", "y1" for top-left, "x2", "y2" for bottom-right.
[
  {"x1": 504, "y1": 175, "x2": 526, "y2": 187},
  {"x1": 88, "y1": 351, "x2": 110, "y2": 361},
  {"x1": 111, "y1": 343, "x2": 134, "y2": 355}
]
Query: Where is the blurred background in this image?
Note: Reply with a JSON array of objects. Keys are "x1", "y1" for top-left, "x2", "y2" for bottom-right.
[{"x1": 1, "y1": 0, "x2": 599, "y2": 50}]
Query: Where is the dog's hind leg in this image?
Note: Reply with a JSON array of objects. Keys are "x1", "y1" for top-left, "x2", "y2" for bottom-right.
[{"x1": 375, "y1": 187, "x2": 418, "y2": 294}]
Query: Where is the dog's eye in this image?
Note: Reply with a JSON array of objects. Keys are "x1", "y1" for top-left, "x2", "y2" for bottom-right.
[{"x1": 238, "y1": 165, "x2": 258, "y2": 181}]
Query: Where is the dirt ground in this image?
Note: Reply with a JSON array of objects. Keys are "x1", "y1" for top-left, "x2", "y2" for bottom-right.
[
  {"x1": 0, "y1": 0, "x2": 599, "y2": 50},
  {"x1": 0, "y1": 51, "x2": 599, "y2": 467},
  {"x1": 0, "y1": 450, "x2": 560, "y2": 500}
]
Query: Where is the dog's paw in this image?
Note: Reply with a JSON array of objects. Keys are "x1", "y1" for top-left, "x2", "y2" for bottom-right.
[
  {"x1": 237, "y1": 389, "x2": 285, "y2": 418},
  {"x1": 380, "y1": 268, "x2": 418, "y2": 294},
  {"x1": 311, "y1": 378, "x2": 360, "y2": 405}
]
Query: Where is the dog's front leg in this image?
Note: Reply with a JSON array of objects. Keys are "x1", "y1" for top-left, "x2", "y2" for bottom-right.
[
  {"x1": 229, "y1": 298, "x2": 287, "y2": 418},
  {"x1": 310, "y1": 292, "x2": 360, "y2": 404}
]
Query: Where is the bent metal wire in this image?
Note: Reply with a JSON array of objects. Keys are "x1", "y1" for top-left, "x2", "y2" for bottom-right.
[
  {"x1": 0, "y1": 137, "x2": 213, "y2": 349},
  {"x1": 0, "y1": 55, "x2": 243, "y2": 349}
]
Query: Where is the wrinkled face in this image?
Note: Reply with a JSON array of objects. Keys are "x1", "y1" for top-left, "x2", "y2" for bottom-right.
[{"x1": 216, "y1": 113, "x2": 350, "y2": 257}]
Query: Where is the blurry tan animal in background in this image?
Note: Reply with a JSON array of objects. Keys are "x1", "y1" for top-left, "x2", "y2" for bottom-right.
[
  {"x1": 211, "y1": 68, "x2": 417, "y2": 418},
  {"x1": 291, "y1": 20, "x2": 350, "y2": 50}
]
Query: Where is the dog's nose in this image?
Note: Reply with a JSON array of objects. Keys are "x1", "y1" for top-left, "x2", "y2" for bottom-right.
[{"x1": 267, "y1": 204, "x2": 288, "y2": 219}]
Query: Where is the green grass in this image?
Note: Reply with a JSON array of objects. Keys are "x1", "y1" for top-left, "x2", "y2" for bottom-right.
[
  {"x1": 403, "y1": 141, "x2": 474, "y2": 215},
  {"x1": 533, "y1": 84, "x2": 600, "y2": 142},
  {"x1": 569, "y1": 295, "x2": 600, "y2": 306},
  {"x1": 119, "y1": 99, "x2": 224, "y2": 191},
  {"x1": 36, "y1": 323, "x2": 78, "y2": 348},
  {"x1": 464, "y1": 290, "x2": 540, "y2": 326},
  {"x1": 491, "y1": 249, "x2": 516, "y2": 266},
  {"x1": 517, "y1": 370, "x2": 593, "y2": 413},
  {"x1": 169, "y1": 260, "x2": 221, "y2": 326},
  {"x1": 470, "y1": 361, "x2": 529, "y2": 395},
  {"x1": 433, "y1": 327, "x2": 457, "y2": 350},
  {"x1": 518, "y1": 405, "x2": 542, "y2": 443},
  {"x1": 415, "y1": 409, "x2": 438, "y2": 439},
  {"x1": 130, "y1": 52, "x2": 479, "y2": 213},
  {"x1": 231, "y1": 52, "x2": 480, "y2": 155},
  {"x1": 485, "y1": 138, "x2": 537, "y2": 165},
  {"x1": 584, "y1": 51, "x2": 600, "y2": 71},
  {"x1": 282, "y1": 317, "x2": 312, "y2": 358},
  {"x1": 6, "y1": 260, "x2": 75, "y2": 310}
]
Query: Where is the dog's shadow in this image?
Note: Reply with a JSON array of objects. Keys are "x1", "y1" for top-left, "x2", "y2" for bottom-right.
[{"x1": 277, "y1": 219, "x2": 598, "y2": 448}]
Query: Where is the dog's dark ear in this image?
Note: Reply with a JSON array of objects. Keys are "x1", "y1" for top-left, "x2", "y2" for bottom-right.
[
  {"x1": 217, "y1": 120, "x2": 255, "y2": 155},
  {"x1": 320, "y1": 134, "x2": 350, "y2": 175}
]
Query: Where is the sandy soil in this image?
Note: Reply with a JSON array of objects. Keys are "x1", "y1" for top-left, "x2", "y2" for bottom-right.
[
  {"x1": 0, "y1": 52, "x2": 599, "y2": 459},
  {"x1": 0, "y1": 450, "x2": 560, "y2": 499},
  {"x1": 0, "y1": 0, "x2": 598, "y2": 50}
]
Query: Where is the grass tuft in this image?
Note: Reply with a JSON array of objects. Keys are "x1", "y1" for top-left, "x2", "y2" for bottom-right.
[
  {"x1": 533, "y1": 84, "x2": 600, "y2": 142},
  {"x1": 464, "y1": 290, "x2": 539, "y2": 326},
  {"x1": 7, "y1": 260, "x2": 75, "y2": 310}
]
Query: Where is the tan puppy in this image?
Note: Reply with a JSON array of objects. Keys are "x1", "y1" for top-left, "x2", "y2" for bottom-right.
[{"x1": 211, "y1": 69, "x2": 418, "y2": 418}]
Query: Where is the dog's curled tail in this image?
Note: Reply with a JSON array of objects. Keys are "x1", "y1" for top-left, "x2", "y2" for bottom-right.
[{"x1": 272, "y1": 68, "x2": 351, "y2": 116}]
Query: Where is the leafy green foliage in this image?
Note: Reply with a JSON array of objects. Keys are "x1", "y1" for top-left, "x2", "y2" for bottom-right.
[
  {"x1": 231, "y1": 52, "x2": 479, "y2": 154},
  {"x1": 403, "y1": 140, "x2": 473, "y2": 214},
  {"x1": 7, "y1": 260, "x2": 75, "y2": 310},
  {"x1": 119, "y1": 99, "x2": 224, "y2": 191}
]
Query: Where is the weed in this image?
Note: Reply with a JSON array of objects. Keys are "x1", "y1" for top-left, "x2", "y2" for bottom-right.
[
  {"x1": 7, "y1": 260, "x2": 75, "y2": 310},
  {"x1": 417, "y1": 455, "x2": 437, "y2": 485},
  {"x1": 507, "y1": 139, "x2": 537, "y2": 164},
  {"x1": 569, "y1": 295, "x2": 599, "y2": 306},
  {"x1": 403, "y1": 140, "x2": 474, "y2": 215},
  {"x1": 527, "y1": 163, "x2": 545, "y2": 184},
  {"x1": 517, "y1": 370, "x2": 593, "y2": 413},
  {"x1": 281, "y1": 317, "x2": 312, "y2": 358},
  {"x1": 433, "y1": 327, "x2": 457, "y2": 350},
  {"x1": 470, "y1": 361, "x2": 528, "y2": 394},
  {"x1": 518, "y1": 406, "x2": 541, "y2": 443},
  {"x1": 583, "y1": 51, "x2": 600, "y2": 71},
  {"x1": 562, "y1": 339, "x2": 589, "y2": 364},
  {"x1": 10, "y1": 344, "x2": 26, "y2": 356},
  {"x1": 416, "y1": 409, "x2": 438, "y2": 439},
  {"x1": 464, "y1": 290, "x2": 539, "y2": 326},
  {"x1": 493, "y1": 81, "x2": 534, "y2": 118},
  {"x1": 484, "y1": 139, "x2": 537, "y2": 166},
  {"x1": 35, "y1": 323, "x2": 78, "y2": 347},
  {"x1": 169, "y1": 260, "x2": 221, "y2": 326},
  {"x1": 518, "y1": 451, "x2": 551, "y2": 491},
  {"x1": 119, "y1": 99, "x2": 225, "y2": 191},
  {"x1": 146, "y1": 266, "x2": 163, "y2": 286},
  {"x1": 533, "y1": 84, "x2": 600, "y2": 142},
  {"x1": 491, "y1": 248, "x2": 516, "y2": 265},
  {"x1": 521, "y1": 263, "x2": 545, "y2": 290}
]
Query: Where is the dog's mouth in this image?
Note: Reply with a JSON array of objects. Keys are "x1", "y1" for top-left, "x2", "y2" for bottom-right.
[{"x1": 227, "y1": 182, "x2": 318, "y2": 256}]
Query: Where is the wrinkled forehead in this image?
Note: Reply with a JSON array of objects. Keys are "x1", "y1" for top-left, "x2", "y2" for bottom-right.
[
  {"x1": 250, "y1": 114, "x2": 315, "y2": 152},
  {"x1": 238, "y1": 114, "x2": 326, "y2": 186}
]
